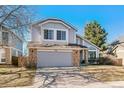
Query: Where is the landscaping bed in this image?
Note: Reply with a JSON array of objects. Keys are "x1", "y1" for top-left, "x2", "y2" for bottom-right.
[{"x1": 0, "y1": 67, "x2": 36, "y2": 87}]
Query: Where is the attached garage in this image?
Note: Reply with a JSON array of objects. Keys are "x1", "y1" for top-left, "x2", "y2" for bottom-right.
[
  {"x1": 37, "y1": 50, "x2": 73, "y2": 67},
  {"x1": 28, "y1": 46, "x2": 88, "y2": 68}
]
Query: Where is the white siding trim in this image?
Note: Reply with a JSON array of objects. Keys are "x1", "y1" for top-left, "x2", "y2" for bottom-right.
[
  {"x1": 88, "y1": 50, "x2": 97, "y2": 51},
  {"x1": 74, "y1": 33, "x2": 76, "y2": 43},
  {"x1": 40, "y1": 25, "x2": 44, "y2": 43},
  {"x1": 39, "y1": 20, "x2": 72, "y2": 30},
  {"x1": 54, "y1": 29, "x2": 56, "y2": 41},
  {"x1": 37, "y1": 49, "x2": 72, "y2": 52},
  {"x1": 66, "y1": 29, "x2": 69, "y2": 44}
]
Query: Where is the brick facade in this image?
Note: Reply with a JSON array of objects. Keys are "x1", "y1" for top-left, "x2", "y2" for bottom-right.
[
  {"x1": 28, "y1": 48, "x2": 37, "y2": 67},
  {"x1": 72, "y1": 50, "x2": 80, "y2": 66}
]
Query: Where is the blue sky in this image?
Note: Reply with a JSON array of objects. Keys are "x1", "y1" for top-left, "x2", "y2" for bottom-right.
[{"x1": 31, "y1": 5, "x2": 124, "y2": 43}]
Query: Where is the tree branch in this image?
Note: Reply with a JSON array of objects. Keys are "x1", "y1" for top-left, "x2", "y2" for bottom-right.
[{"x1": 0, "y1": 6, "x2": 22, "y2": 26}]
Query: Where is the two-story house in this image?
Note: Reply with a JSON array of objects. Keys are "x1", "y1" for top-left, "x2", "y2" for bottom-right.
[
  {"x1": 0, "y1": 26, "x2": 23, "y2": 65},
  {"x1": 28, "y1": 18, "x2": 100, "y2": 67},
  {"x1": 28, "y1": 18, "x2": 89, "y2": 67}
]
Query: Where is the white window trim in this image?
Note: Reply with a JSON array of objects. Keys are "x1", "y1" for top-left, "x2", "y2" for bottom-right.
[
  {"x1": 43, "y1": 29, "x2": 54, "y2": 41},
  {"x1": 88, "y1": 50, "x2": 97, "y2": 58},
  {"x1": 56, "y1": 30, "x2": 66, "y2": 41},
  {"x1": 42, "y1": 27, "x2": 68, "y2": 43}
]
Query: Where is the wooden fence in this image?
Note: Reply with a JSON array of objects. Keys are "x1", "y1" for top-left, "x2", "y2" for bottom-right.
[
  {"x1": 112, "y1": 58, "x2": 123, "y2": 66},
  {"x1": 18, "y1": 56, "x2": 28, "y2": 67}
]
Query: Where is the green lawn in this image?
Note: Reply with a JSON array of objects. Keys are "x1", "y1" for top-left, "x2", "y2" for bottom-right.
[{"x1": 0, "y1": 67, "x2": 36, "y2": 87}]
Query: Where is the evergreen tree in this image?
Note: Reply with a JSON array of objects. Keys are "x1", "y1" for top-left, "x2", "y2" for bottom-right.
[{"x1": 84, "y1": 21, "x2": 108, "y2": 50}]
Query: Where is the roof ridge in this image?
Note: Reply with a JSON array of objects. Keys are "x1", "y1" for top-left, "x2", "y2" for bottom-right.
[
  {"x1": 76, "y1": 34, "x2": 101, "y2": 50},
  {"x1": 31, "y1": 18, "x2": 77, "y2": 31}
]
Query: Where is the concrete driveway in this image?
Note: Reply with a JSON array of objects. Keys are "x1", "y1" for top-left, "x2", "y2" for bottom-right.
[{"x1": 28, "y1": 67, "x2": 124, "y2": 88}]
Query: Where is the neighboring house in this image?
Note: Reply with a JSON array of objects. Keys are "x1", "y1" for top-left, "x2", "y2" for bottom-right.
[
  {"x1": 76, "y1": 34, "x2": 100, "y2": 60},
  {"x1": 112, "y1": 37, "x2": 124, "y2": 65},
  {"x1": 28, "y1": 18, "x2": 89, "y2": 67},
  {"x1": 0, "y1": 26, "x2": 23, "y2": 65}
]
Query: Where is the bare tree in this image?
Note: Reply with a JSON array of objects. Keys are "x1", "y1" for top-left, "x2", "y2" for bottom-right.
[{"x1": 0, "y1": 5, "x2": 34, "y2": 39}]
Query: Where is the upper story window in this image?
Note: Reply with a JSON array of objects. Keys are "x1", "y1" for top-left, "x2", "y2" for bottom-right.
[
  {"x1": 44, "y1": 29, "x2": 54, "y2": 40},
  {"x1": 2, "y1": 32, "x2": 8, "y2": 45},
  {"x1": 57, "y1": 30, "x2": 66, "y2": 40}
]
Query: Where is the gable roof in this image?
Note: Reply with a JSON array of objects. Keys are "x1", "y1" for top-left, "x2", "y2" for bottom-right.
[
  {"x1": 32, "y1": 18, "x2": 77, "y2": 31},
  {"x1": 76, "y1": 34, "x2": 101, "y2": 50},
  {"x1": 112, "y1": 42, "x2": 124, "y2": 51}
]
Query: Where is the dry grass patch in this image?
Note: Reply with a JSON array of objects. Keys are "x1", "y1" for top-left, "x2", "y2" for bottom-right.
[
  {"x1": 1, "y1": 77, "x2": 33, "y2": 87},
  {"x1": 0, "y1": 67, "x2": 36, "y2": 87},
  {"x1": 0, "y1": 67, "x2": 26, "y2": 74},
  {"x1": 81, "y1": 65, "x2": 124, "y2": 82}
]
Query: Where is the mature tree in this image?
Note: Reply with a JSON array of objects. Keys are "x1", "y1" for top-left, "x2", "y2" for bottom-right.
[
  {"x1": 84, "y1": 21, "x2": 108, "y2": 50},
  {"x1": 0, "y1": 5, "x2": 35, "y2": 55},
  {"x1": 0, "y1": 5, "x2": 34, "y2": 39}
]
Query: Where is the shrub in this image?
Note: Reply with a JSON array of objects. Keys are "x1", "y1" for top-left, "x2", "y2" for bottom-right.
[{"x1": 98, "y1": 57, "x2": 113, "y2": 65}]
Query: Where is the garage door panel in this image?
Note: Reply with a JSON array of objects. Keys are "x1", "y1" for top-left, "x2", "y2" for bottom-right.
[{"x1": 37, "y1": 51, "x2": 72, "y2": 67}]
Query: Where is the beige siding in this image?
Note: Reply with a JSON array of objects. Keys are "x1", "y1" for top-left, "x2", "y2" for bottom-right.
[
  {"x1": 8, "y1": 32, "x2": 23, "y2": 51},
  {"x1": 69, "y1": 29, "x2": 76, "y2": 44},
  {"x1": 31, "y1": 26, "x2": 41, "y2": 43},
  {"x1": 76, "y1": 37, "x2": 82, "y2": 45}
]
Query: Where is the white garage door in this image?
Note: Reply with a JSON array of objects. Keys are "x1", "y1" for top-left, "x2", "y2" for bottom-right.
[{"x1": 37, "y1": 51, "x2": 73, "y2": 67}]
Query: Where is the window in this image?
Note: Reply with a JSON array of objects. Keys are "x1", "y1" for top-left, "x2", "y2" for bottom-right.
[
  {"x1": 44, "y1": 29, "x2": 54, "y2": 40},
  {"x1": 1, "y1": 53, "x2": 5, "y2": 63},
  {"x1": 88, "y1": 51, "x2": 96, "y2": 59},
  {"x1": 2, "y1": 32, "x2": 8, "y2": 45},
  {"x1": 57, "y1": 30, "x2": 66, "y2": 40},
  {"x1": 1, "y1": 58, "x2": 6, "y2": 62}
]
